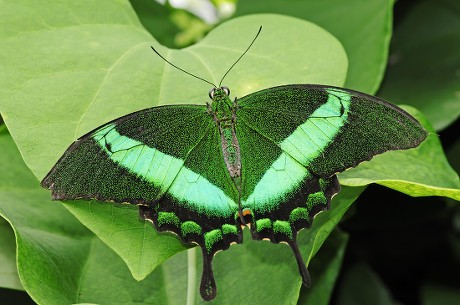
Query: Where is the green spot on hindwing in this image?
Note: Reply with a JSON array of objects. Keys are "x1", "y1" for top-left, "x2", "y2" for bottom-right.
[
  {"x1": 256, "y1": 218, "x2": 272, "y2": 232},
  {"x1": 273, "y1": 220, "x2": 293, "y2": 239},
  {"x1": 181, "y1": 221, "x2": 202, "y2": 236},
  {"x1": 221, "y1": 224, "x2": 238, "y2": 235},
  {"x1": 306, "y1": 192, "x2": 327, "y2": 210},
  {"x1": 157, "y1": 211, "x2": 180, "y2": 228},
  {"x1": 205, "y1": 229, "x2": 223, "y2": 253},
  {"x1": 289, "y1": 207, "x2": 309, "y2": 223}
]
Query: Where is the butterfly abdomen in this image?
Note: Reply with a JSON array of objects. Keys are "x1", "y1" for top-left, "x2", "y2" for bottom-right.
[
  {"x1": 219, "y1": 126, "x2": 241, "y2": 178},
  {"x1": 209, "y1": 87, "x2": 242, "y2": 179}
]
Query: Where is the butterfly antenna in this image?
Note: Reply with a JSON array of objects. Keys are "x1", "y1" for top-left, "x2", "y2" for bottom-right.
[
  {"x1": 150, "y1": 46, "x2": 216, "y2": 87},
  {"x1": 218, "y1": 25, "x2": 262, "y2": 87}
]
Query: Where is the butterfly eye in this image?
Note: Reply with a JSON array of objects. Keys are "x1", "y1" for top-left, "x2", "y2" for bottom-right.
[
  {"x1": 221, "y1": 86, "x2": 230, "y2": 96},
  {"x1": 209, "y1": 88, "x2": 216, "y2": 99}
]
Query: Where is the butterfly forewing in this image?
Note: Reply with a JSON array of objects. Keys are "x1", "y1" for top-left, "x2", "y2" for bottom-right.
[
  {"x1": 42, "y1": 105, "x2": 209, "y2": 203},
  {"x1": 237, "y1": 84, "x2": 427, "y2": 178}
]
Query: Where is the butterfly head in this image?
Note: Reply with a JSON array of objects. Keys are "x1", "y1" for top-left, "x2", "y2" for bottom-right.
[
  {"x1": 208, "y1": 86, "x2": 234, "y2": 120},
  {"x1": 209, "y1": 86, "x2": 230, "y2": 101}
]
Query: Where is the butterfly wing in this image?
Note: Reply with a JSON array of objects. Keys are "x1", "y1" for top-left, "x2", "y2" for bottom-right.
[
  {"x1": 41, "y1": 105, "x2": 241, "y2": 300},
  {"x1": 237, "y1": 84, "x2": 427, "y2": 178},
  {"x1": 235, "y1": 84, "x2": 427, "y2": 284},
  {"x1": 235, "y1": 119, "x2": 340, "y2": 286}
]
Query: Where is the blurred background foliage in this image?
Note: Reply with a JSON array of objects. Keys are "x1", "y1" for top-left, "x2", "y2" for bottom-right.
[{"x1": 0, "y1": 0, "x2": 459, "y2": 304}]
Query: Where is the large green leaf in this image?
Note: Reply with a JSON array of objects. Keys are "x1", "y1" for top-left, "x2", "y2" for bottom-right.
[
  {"x1": 339, "y1": 106, "x2": 460, "y2": 201},
  {"x1": 0, "y1": 2, "x2": 352, "y2": 303},
  {"x1": 235, "y1": 0, "x2": 394, "y2": 93},
  {"x1": 378, "y1": 0, "x2": 460, "y2": 131},
  {"x1": 0, "y1": 1, "x2": 350, "y2": 286}
]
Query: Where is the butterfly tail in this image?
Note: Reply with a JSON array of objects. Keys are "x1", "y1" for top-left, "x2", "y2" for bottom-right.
[
  {"x1": 200, "y1": 248, "x2": 217, "y2": 301},
  {"x1": 288, "y1": 239, "x2": 311, "y2": 287}
]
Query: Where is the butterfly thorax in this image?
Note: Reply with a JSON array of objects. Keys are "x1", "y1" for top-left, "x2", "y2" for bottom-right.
[{"x1": 208, "y1": 87, "x2": 241, "y2": 179}]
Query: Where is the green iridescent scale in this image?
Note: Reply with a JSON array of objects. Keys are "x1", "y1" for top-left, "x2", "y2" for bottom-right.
[{"x1": 41, "y1": 84, "x2": 427, "y2": 301}]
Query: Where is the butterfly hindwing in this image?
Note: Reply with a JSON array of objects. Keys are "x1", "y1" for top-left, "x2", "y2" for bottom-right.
[
  {"x1": 235, "y1": 119, "x2": 341, "y2": 286},
  {"x1": 135, "y1": 110, "x2": 241, "y2": 245},
  {"x1": 139, "y1": 122, "x2": 241, "y2": 301}
]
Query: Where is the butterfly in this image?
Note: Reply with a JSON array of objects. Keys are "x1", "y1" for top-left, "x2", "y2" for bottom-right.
[{"x1": 41, "y1": 27, "x2": 427, "y2": 300}]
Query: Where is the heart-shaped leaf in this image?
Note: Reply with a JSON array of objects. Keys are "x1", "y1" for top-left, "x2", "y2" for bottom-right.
[{"x1": 0, "y1": 1, "x2": 349, "y2": 282}]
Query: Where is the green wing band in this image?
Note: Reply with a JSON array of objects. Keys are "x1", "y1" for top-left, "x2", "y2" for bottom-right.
[
  {"x1": 93, "y1": 123, "x2": 238, "y2": 215},
  {"x1": 279, "y1": 88, "x2": 351, "y2": 167},
  {"x1": 93, "y1": 123, "x2": 184, "y2": 195},
  {"x1": 242, "y1": 151, "x2": 311, "y2": 212}
]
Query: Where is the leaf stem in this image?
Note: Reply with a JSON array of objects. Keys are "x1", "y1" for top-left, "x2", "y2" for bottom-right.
[{"x1": 186, "y1": 247, "x2": 197, "y2": 305}]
